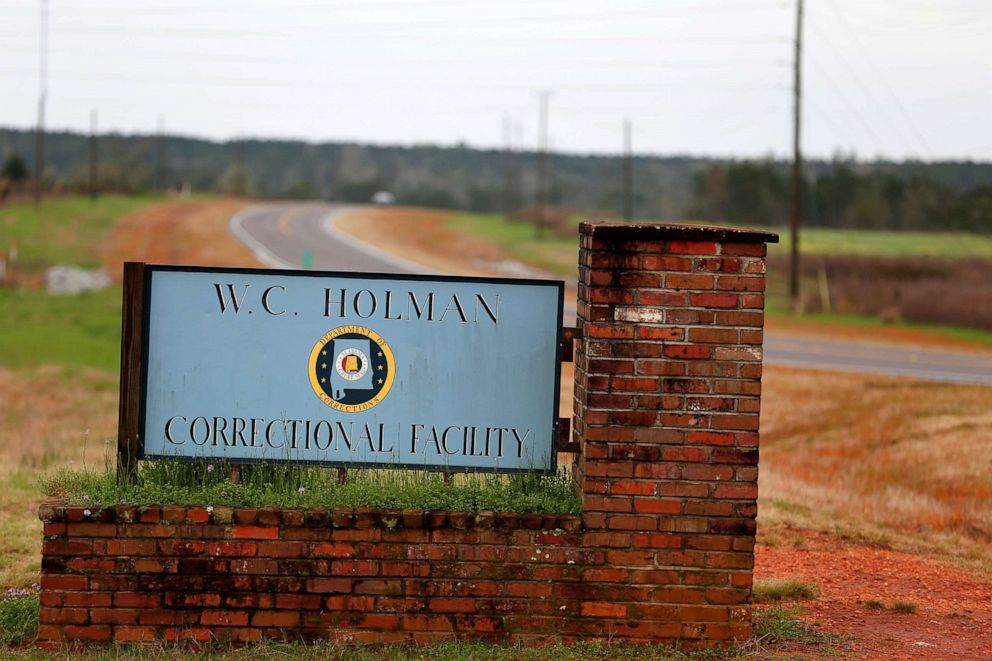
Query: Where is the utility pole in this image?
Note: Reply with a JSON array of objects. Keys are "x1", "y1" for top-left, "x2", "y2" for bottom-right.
[
  {"x1": 34, "y1": 0, "x2": 49, "y2": 207},
  {"x1": 788, "y1": 0, "x2": 804, "y2": 312},
  {"x1": 235, "y1": 137, "x2": 246, "y2": 197},
  {"x1": 89, "y1": 109, "x2": 98, "y2": 202},
  {"x1": 155, "y1": 116, "x2": 165, "y2": 191},
  {"x1": 502, "y1": 115, "x2": 513, "y2": 219},
  {"x1": 623, "y1": 119, "x2": 633, "y2": 221},
  {"x1": 535, "y1": 91, "x2": 550, "y2": 239}
]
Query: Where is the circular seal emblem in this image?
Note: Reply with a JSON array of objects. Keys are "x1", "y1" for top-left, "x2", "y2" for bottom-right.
[{"x1": 308, "y1": 325, "x2": 395, "y2": 413}]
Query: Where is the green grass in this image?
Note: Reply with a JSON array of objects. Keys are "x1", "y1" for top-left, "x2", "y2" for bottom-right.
[
  {"x1": 0, "y1": 195, "x2": 161, "y2": 271},
  {"x1": 0, "y1": 592, "x2": 38, "y2": 646},
  {"x1": 0, "y1": 286, "x2": 122, "y2": 371},
  {"x1": 768, "y1": 226, "x2": 992, "y2": 259},
  {"x1": 752, "y1": 578, "x2": 820, "y2": 603},
  {"x1": 764, "y1": 303, "x2": 992, "y2": 347},
  {"x1": 445, "y1": 213, "x2": 579, "y2": 277},
  {"x1": 41, "y1": 458, "x2": 583, "y2": 514},
  {"x1": 751, "y1": 606, "x2": 837, "y2": 647}
]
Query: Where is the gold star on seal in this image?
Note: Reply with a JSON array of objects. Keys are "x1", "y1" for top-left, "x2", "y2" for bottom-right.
[
  {"x1": 378, "y1": 378, "x2": 384, "y2": 384},
  {"x1": 320, "y1": 377, "x2": 326, "y2": 383},
  {"x1": 321, "y1": 363, "x2": 327, "y2": 369},
  {"x1": 377, "y1": 364, "x2": 383, "y2": 370},
  {"x1": 377, "y1": 351, "x2": 383, "y2": 357},
  {"x1": 321, "y1": 350, "x2": 327, "y2": 356}
]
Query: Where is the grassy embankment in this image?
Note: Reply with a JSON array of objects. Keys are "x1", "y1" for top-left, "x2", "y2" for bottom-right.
[{"x1": 445, "y1": 212, "x2": 992, "y2": 346}]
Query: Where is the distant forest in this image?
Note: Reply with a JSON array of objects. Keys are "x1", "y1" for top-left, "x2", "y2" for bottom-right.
[{"x1": 2, "y1": 127, "x2": 992, "y2": 232}]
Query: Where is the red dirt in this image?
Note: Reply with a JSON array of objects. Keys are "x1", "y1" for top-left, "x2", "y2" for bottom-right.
[
  {"x1": 755, "y1": 530, "x2": 992, "y2": 660},
  {"x1": 101, "y1": 198, "x2": 259, "y2": 278}
]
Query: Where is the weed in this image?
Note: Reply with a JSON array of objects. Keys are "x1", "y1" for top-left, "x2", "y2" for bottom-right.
[
  {"x1": 752, "y1": 578, "x2": 820, "y2": 603},
  {"x1": 40, "y1": 458, "x2": 583, "y2": 514},
  {"x1": 890, "y1": 601, "x2": 918, "y2": 614},
  {"x1": 862, "y1": 599, "x2": 885, "y2": 610},
  {"x1": 0, "y1": 592, "x2": 38, "y2": 646},
  {"x1": 751, "y1": 606, "x2": 836, "y2": 647}
]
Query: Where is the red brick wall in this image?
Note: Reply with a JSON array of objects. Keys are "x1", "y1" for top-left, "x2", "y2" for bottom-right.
[{"x1": 38, "y1": 222, "x2": 776, "y2": 649}]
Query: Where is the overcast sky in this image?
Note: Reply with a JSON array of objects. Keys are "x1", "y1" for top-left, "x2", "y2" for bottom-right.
[{"x1": 1, "y1": 0, "x2": 990, "y2": 161}]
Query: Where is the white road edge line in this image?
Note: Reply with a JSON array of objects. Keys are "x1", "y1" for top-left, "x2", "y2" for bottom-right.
[
  {"x1": 320, "y1": 207, "x2": 430, "y2": 274},
  {"x1": 228, "y1": 207, "x2": 297, "y2": 270}
]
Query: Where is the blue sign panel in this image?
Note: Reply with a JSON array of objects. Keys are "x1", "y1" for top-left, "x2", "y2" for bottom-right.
[{"x1": 139, "y1": 266, "x2": 564, "y2": 473}]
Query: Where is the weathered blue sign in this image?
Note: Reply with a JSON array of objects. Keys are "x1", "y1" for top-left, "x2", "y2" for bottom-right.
[{"x1": 136, "y1": 266, "x2": 564, "y2": 473}]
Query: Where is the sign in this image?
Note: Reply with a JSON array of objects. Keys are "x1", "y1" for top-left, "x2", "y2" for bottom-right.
[{"x1": 120, "y1": 264, "x2": 564, "y2": 474}]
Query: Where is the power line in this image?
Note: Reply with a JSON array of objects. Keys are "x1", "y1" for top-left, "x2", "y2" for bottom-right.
[
  {"x1": 809, "y1": 20, "x2": 915, "y2": 155},
  {"x1": 823, "y1": 0, "x2": 933, "y2": 157},
  {"x1": 807, "y1": 55, "x2": 887, "y2": 154}
]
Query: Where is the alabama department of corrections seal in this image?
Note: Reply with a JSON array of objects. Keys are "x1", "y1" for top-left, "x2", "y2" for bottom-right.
[{"x1": 308, "y1": 325, "x2": 395, "y2": 413}]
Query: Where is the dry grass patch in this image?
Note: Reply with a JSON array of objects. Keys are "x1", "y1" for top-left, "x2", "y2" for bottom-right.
[
  {"x1": 752, "y1": 578, "x2": 820, "y2": 603},
  {"x1": 0, "y1": 367, "x2": 116, "y2": 588},
  {"x1": 760, "y1": 365, "x2": 992, "y2": 565}
]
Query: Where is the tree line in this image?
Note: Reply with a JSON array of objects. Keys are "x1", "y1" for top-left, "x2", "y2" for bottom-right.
[{"x1": 1, "y1": 127, "x2": 990, "y2": 232}]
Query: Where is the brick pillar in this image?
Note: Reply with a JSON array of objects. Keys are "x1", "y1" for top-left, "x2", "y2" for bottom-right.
[{"x1": 572, "y1": 222, "x2": 778, "y2": 646}]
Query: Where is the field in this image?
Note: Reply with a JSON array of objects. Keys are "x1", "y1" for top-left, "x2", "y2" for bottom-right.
[
  {"x1": 3, "y1": 198, "x2": 992, "y2": 658},
  {"x1": 0, "y1": 195, "x2": 163, "y2": 275}
]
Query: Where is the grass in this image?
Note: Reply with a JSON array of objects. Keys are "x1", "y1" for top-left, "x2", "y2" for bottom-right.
[
  {"x1": 0, "y1": 287, "x2": 122, "y2": 371},
  {"x1": 0, "y1": 195, "x2": 162, "y2": 272},
  {"x1": 0, "y1": 592, "x2": 38, "y2": 646},
  {"x1": 751, "y1": 606, "x2": 838, "y2": 648},
  {"x1": 758, "y1": 366, "x2": 992, "y2": 571},
  {"x1": 444, "y1": 213, "x2": 579, "y2": 277},
  {"x1": 752, "y1": 579, "x2": 820, "y2": 603},
  {"x1": 861, "y1": 599, "x2": 918, "y2": 614},
  {"x1": 0, "y1": 639, "x2": 770, "y2": 661},
  {"x1": 889, "y1": 601, "x2": 918, "y2": 614},
  {"x1": 767, "y1": 226, "x2": 992, "y2": 259},
  {"x1": 40, "y1": 458, "x2": 583, "y2": 514}
]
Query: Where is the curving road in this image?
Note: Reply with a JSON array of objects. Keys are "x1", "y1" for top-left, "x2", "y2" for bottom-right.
[{"x1": 229, "y1": 202, "x2": 992, "y2": 386}]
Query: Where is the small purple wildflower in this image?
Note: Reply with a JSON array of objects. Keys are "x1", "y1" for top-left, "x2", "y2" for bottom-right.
[
  {"x1": 207, "y1": 464, "x2": 215, "y2": 473},
  {"x1": 297, "y1": 486, "x2": 305, "y2": 494},
  {"x1": 83, "y1": 508, "x2": 92, "y2": 517},
  {"x1": 206, "y1": 506, "x2": 214, "y2": 514}
]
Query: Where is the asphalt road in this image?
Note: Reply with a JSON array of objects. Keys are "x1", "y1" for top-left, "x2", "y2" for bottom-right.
[{"x1": 230, "y1": 202, "x2": 992, "y2": 386}]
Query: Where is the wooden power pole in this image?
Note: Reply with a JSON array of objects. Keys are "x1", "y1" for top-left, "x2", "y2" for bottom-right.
[
  {"x1": 535, "y1": 91, "x2": 550, "y2": 239},
  {"x1": 502, "y1": 115, "x2": 513, "y2": 218},
  {"x1": 89, "y1": 109, "x2": 98, "y2": 201},
  {"x1": 789, "y1": 0, "x2": 804, "y2": 311},
  {"x1": 34, "y1": 0, "x2": 49, "y2": 208},
  {"x1": 623, "y1": 119, "x2": 633, "y2": 221}
]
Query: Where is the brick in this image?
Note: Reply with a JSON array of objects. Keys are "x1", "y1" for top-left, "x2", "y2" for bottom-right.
[
  {"x1": 581, "y1": 601, "x2": 627, "y2": 618},
  {"x1": 251, "y1": 611, "x2": 301, "y2": 627},
  {"x1": 114, "y1": 626, "x2": 157, "y2": 642},
  {"x1": 665, "y1": 274, "x2": 714, "y2": 290},
  {"x1": 231, "y1": 526, "x2": 279, "y2": 540},
  {"x1": 664, "y1": 345, "x2": 711, "y2": 360},
  {"x1": 201, "y1": 610, "x2": 250, "y2": 627},
  {"x1": 63, "y1": 625, "x2": 111, "y2": 641},
  {"x1": 689, "y1": 292, "x2": 738, "y2": 308}
]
